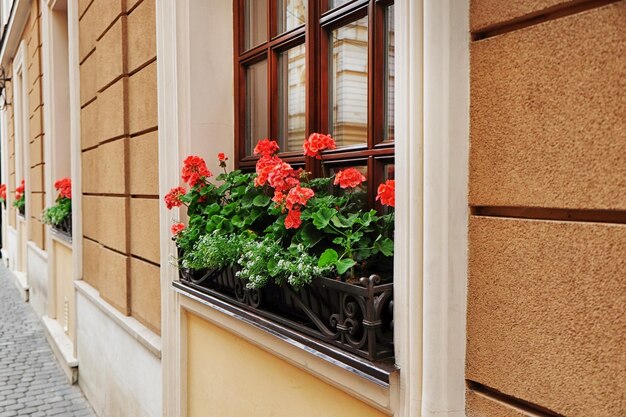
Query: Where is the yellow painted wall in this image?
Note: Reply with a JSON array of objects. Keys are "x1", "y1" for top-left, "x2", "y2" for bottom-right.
[
  {"x1": 186, "y1": 313, "x2": 389, "y2": 417},
  {"x1": 53, "y1": 239, "x2": 75, "y2": 344}
]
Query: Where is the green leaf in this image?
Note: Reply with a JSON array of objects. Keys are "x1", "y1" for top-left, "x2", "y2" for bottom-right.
[
  {"x1": 203, "y1": 203, "x2": 221, "y2": 216},
  {"x1": 231, "y1": 215, "x2": 245, "y2": 228},
  {"x1": 312, "y1": 207, "x2": 337, "y2": 230},
  {"x1": 376, "y1": 237, "x2": 394, "y2": 257},
  {"x1": 330, "y1": 214, "x2": 353, "y2": 228},
  {"x1": 300, "y1": 223, "x2": 323, "y2": 247},
  {"x1": 267, "y1": 259, "x2": 279, "y2": 277},
  {"x1": 253, "y1": 194, "x2": 271, "y2": 207},
  {"x1": 336, "y1": 259, "x2": 357, "y2": 275},
  {"x1": 318, "y1": 249, "x2": 339, "y2": 268}
]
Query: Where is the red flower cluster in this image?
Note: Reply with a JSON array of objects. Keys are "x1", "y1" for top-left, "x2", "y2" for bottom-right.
[
  {"x1": 165, "y1": 186, "x2": 187, "y2": 210},
  {"x1": 15, "y1": 180, "x2": 25, "y2": 200},
  {"x1": 171, "y1": 222, "x2": 185, "y2": 236},
  {"x1": 254, "y1": 139, "x2": 315, "y2": 229},
  {"x1": 334, "y1": 168, "x2": 366, "y2": 189},
  {"x1": 182, "y1": 156, "x2": 211, "y2": 187},
  {"x1": 303, "y1": 133, "x2": 336, "y2": 159},
  {"x1": 54, "y1": 178, "x2": 72, "y2": 199},
  {"x1": 376, "y1": 179, "x2": 395, "y2": 207},
  {"x1": 0, "y1": 184, "x2": 6, "y2": 200},
  {"x1": 218, "y1": 153, "x2": 228, "y2": 168},
  {"x1": 254, "y1": 139, "x2": 280, "y2": 157}
]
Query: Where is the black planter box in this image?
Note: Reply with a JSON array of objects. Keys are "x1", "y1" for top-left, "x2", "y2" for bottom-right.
[
  {"x1": 53, "y1": 215, "x2": 72, "y2": 237},
  {"x1": 179, "y1": 265, "x2": 394, "y2": 362}
]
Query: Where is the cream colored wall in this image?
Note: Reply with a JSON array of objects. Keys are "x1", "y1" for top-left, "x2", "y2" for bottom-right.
[
  {"x1": 186, "y1": 313, "x2": 389, "y2": 417},
  {"x1": 53, "y1": 239, "x2": 75, "y2": 343}
]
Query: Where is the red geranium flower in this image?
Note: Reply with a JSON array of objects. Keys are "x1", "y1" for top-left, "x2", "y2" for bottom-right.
[
  {"x1": 0, "y1": 184, "x2": 6, "y2": 200},
  {"x1": 267, "y1": 161, "x2": 299, "y2": 192},
  {"x1": 376, "y1": 179, "x2": 395, "y2": 207},
  {"x1": 303, "y1": 133, "x2": 336, "y2": 159},
  {"x1": 334, "y1": 168, "x2": 366, "y2": 189},
  {"x1": 16, "y1": 180, "x2": 25, "y2": 194},
  {"x1": 284, "y1": 209, "x2": 302, "y2": 229},
  {"x1": 285, "y1": 185, "x2": 315, "y2": 211},
  {"x1": 171, "y1": 222, "x2": 185, "y2": 236},
  {"x1": 54, "y1": 178, "x2": 72, "y2": 199},
  {"x1": 254, "y1": 155, "x2": 281, "y2": 187},
  {"x1": 182, "y1": 156, "x2": 211, "y2": 187},
  {"x1": 253, "y1": 139, "x2": 280, "y2": 157},
  {"x1": 217, "y1": 153, "x2": 228, "y2": 162},
  {"x1": 164, "y1": 186, "x2": 186, "y2": 210}
]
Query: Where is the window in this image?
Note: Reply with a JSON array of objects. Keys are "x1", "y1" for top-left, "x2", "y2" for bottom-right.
[{"x1": 234, "y1": 0, "x2": 395, "y2": 208}]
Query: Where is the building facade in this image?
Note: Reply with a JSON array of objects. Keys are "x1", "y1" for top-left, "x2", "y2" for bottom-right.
[{"x1": 0, "y1": 1, "x2": 623, "y2": 417}]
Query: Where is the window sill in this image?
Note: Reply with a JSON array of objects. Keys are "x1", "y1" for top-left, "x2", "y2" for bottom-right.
[{"x1": 174, "y1": 280, "x2": 399, "y2": 413}]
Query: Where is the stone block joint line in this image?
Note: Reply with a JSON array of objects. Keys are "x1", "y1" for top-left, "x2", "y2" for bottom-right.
[{"x1": 0, "y1": 266, "x2": 95, "y2": 417}]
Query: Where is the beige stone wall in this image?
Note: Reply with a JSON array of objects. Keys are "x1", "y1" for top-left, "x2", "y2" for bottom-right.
[
  {"x1": 467, "y1": 1, "x2": 626, "y2": 416},
  {"x1": 4, "y1": 0, "x2": 46, "y2": 246},
  {"x1": 79, "y1": 0, "x2": 160, "y2": 334}
]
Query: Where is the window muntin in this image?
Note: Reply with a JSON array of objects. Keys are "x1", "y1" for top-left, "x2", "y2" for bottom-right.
[
  {"x1": 236, "y1": 0, "x2": 395, "y2": 205},
  {"x1": 277, "y1": 0, "x2": 307, "y2": 34}
]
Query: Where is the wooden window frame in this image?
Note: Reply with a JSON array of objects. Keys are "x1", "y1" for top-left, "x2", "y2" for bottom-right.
[{"x1": 234, "y1": 0, "x2": 395, "y2": 209}]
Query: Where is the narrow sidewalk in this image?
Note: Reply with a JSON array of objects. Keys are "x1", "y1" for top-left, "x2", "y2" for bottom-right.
[{"x1": 0, "y1": 265, "x2": 95, "y2": 417}]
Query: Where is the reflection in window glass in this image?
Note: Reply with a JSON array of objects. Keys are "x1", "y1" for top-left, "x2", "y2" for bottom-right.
[
  {"x1": 384, "y1": 6, "x2": 395, "y2": 141},
  {"x1": 277, "y1": 0, "x2": 307, "y2": 34},
  {"x1": 246, "y1": 60, "x2": 268, "y2": 155},
  {"x1": 329, "y1": 17, "x2": 368, "y2": 147},
  {"x1": 244, "y1": 0, "x2": 267, "y2": 50},
  {"x1": 327, "y1": 0, "x2": 353, "y2": 11},
  {"x1": 278, "y1": 44, "x2": 307, "y2": 151}
]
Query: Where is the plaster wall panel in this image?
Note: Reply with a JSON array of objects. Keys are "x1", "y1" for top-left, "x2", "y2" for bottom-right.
[
  {"x1": 30, "y1": 191, "x2": 44, "y2": 220},
  {"x1": 27, "y1": 54, "x2": 41, "y2": 88},
  {"x1": 187, "y1": 313, "x2": 387, "y2": 417},
  {"x1": 129, "y1": 198, "x2": 159, "y2": 264},
  {"x1": 97, "y1": 78, "x2": 127, "y2": 142},
  {"x1": 29, "y1": 106, "x2": 42, "y2": 141},
  {"x1": 30, "y1": 136, "x2": 43, "y2": 166},
  {"x1": 130, "y1": 257, "x2": 160, "y2": 334},
  {"x1": 82, "y1": 195, "x2": 100, "y2": 241},
  {"x1": 82, "y1": 238, "x2": 101, "y2": 290},
  {"x1": 127, "y1": 0, "x2": 143, "y2": 12},
  {"x1": 98, "y1": 245, "x2": 129, "y2": 315},
  {"x1": 80, "y1": 51, "x2": 97, "y2": 106},
  {"x1": 128, "y1": 61, "x2": 157, "y2": 135},
  {"x1": 76, "y1": 291, "x2": 162, "y2": 417},
  {"x1": 27, "y1": 241, "x2": 48, "y2": 316},
  {"x1": 82, "y1": 147, "x2": 99, "y2": 194},
  {"x1": 96, "y1": 17, "x2": 126, "y2": 92},
  {"x1": 98, "y1": 196, "x2": 128, "y2": 254},
  {"x1": 466, "y1": 390, "x2": 534, "y2": 417},
  {"x1": 467, "y1": 216, "x2": 626, "y2": 417},
  {"x1": 27, "y1": 27, "x2": 40, "y2": 60},
  {"x1": 129, "y1": 131, "x2": 158, "y2": 195},
  {"x1": 470, "y1": 2, "x2": 626, "y2": 210},
  {"x1": 91, "y1": 0, "x2": 125, "y2": 41},
  {"x1": 80, "y1": 100, "x2": 98, "y2": 150},
  {"x1": 78, "y1": 3, "x2": 98, "y2": 61},
  {"x1": 98, "y1": 138, "x2": 128, "y2": 195},
  {"x1": 127, "y1": 0, "x2": 156, "y2": 73},
  {"x1": 30, "y1": 165, "x2": 44, "y2": 192}
]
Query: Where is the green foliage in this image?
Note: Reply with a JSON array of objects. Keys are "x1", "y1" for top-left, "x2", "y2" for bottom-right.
[
  {"x1": 42, "y1": 197, "x2": 71, "y2": 226},
  {"x1": 12, "y1": 196, "x2": 25, "y2": 211}
]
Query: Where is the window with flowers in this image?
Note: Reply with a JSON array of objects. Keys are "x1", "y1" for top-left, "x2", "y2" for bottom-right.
[{"x1": 234, "y1": 0, "x2": 395, "y2": 210}]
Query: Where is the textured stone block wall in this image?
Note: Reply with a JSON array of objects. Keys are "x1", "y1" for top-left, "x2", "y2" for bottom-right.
[
  {"x1": 78, "y1": 0, "x2": 160, "y2": 334},
  {"x1": 467, "y1": 1, "x2": 626, "y2": 416}
]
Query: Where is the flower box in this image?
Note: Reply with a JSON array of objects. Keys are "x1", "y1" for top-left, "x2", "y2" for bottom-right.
[
  {"x1": 179, "y1": 265, "x2": 394, "y2": 362},
  {"x1": 52, "y1": 215, "x2": 72, "y2": 237}
]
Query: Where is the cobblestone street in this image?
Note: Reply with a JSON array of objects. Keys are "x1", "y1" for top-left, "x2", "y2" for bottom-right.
[{"x1": 0, "y1": 266, "x2": 95, "y2": 417}]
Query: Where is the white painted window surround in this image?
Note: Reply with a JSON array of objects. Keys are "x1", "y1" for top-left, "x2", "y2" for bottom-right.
[{"x1": 156, "y1": 1, "x2": 469, "y2": 416}]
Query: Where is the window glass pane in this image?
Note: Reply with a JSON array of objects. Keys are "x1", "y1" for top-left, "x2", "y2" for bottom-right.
[
  {"x1": 327, "y1": 0, "x2": 353, "y2": 11},
  {"x1": 244, "y1": 0, "x2": 267, "y2": 50},
  {"x1": 278, "y1": 44, "x2": 307, "y2": 152},
  {"x1": 277, "y1": 0, "x2": 307, "y2": 34},
  {"x1": 329, "y1": 17, "x2": 368, "y2": 147},
  {"x1": 384, "y1": 163, "x2": 395, "y2": 181},
  {"x1": 384, "y1": 6, "x2": 395, "y2": 141},
  {"x1": 246, "y1": 60, "x2": 269, "y2": 155}
]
